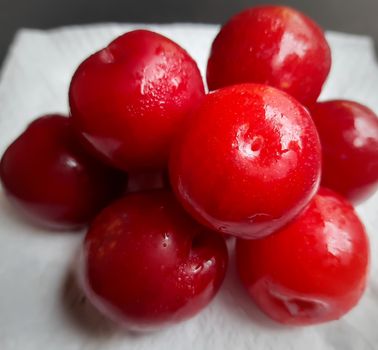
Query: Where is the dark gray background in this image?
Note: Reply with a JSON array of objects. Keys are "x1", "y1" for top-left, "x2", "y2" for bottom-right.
[{"x1": 0, "y1": 0, "x2": 377, "y2": 64}]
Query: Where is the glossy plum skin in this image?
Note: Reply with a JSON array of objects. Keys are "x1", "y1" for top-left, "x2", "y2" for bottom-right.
[
  {"x1": 170, "y1": 84, "x2": 321, "y2": 239},
  {"x1": 236, "y1": 188, "x2": 370, "y2": 326},
  {"x1": 70, "y1": 29, "x2": 205, "y2": 172},
  {"x1": 207, "y1": 5, "x2": 331, "y2": 106},
  {"x1": 0, "y1": 115, "x2": 125, "y2": 230},
  {"x1": 80, "y1": 190, "x2": 228, "y2": 330},
  {"x1": 310, "y1": 100, "x2": 378, "y2": 204}
]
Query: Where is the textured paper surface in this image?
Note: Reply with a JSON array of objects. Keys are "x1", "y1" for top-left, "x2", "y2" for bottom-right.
[{"x1": 0, "y1": 24, "x2": 377, "y2": 350}]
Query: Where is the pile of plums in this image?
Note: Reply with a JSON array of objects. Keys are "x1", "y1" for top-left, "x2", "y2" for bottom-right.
[{"x1": 1, "y1": 5, "x2": 377, "y2": 329}]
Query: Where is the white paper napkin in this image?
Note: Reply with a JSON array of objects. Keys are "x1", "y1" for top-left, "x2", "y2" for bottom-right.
[{"x1": 0, "y1": 24, "x2": 377, "y2": 350}]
